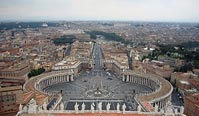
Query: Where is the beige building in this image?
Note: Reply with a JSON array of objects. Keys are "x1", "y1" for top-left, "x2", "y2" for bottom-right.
[
  {"x1": 70, "y1": 41, "x2": 94, "y2": 69},
  {"x1": 0, "y1": 61, "x2": 31, "y2": 80},
  {"x1": 171, "y1": 72, "x2": 198, "y2": 86},
  {"x1": 52, "y1": 56, "x2": 82, "y2": 75},
  {"x1": 70, "y1": 41, "x2": 93, "y2": 59},
  {"x1": 102, "y1": 44, "x2": 129, "y2": 75},
  {"x1": 193, "y1": 69, "x2": 199, "y2": 76},
  {"x1": 171, "y1": 72, "x2": 198, "y2": 93},
  {"x1": 0, "y1": 86, "x2": 23, "y2": 115},
  {"x1": 142, "y1": 60, "x2": 174, "y2": 79}
]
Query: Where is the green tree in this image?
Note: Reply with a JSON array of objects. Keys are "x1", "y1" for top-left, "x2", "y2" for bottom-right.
[
  {"x1": 85, "y1": 31, "x2": 126, "y2": 43},
  {"x1": 28, "y1": 67, "x2": 45, "y2": 78},
  {"x1": 194, "y1": 60, "x2": 199, "y2": 69},
  {"x1": 53, "y1": 35, "x2": 75, "y2": 45},
  {"x1": 180, "y1": 63, "x2": 193, "y2": 72}
]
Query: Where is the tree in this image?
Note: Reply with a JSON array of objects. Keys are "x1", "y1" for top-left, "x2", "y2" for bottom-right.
[
  {"x1": 28, "y1": 67, "x2": 45, "y2": 78},
  {"x1": 194, "y1": 60, "x2": 199, "y2": 69},
  {"x1": 53, "y1": 35, "x2": 75, "y2": 45},
  {"x1": 180, "y1": 63, "x2": 193, "y2": 72},
  {"x1": 85, "y1": 31, "x2": 126, "y2": 43}
]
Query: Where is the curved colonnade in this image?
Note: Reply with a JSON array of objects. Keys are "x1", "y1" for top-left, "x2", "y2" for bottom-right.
[
  {"x1": 122, "y1": 73, "x2": 160, "y2": 92},
  {"x1": 24, "y1": 70, "x2": 173, "y2": 112},
  {"x1": 34, "y1": 70, "x2": 75, "y2": 94},
  {"x1": 122, "y1": 71, "x2": 173, "y2": 110},
  {"x1": 24, "y1": 70, "x2": 75, "y2": 97}
]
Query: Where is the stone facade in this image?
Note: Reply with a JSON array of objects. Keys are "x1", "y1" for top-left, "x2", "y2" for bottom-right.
[
  {"x1": 0, "y1": 61, "x2": 31, "y2": 80},
  {"x1": 0, "y1": 86, "x2": 23, "y2": 115}
]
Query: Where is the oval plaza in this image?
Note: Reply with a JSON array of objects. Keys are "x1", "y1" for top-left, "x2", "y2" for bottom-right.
[{"x1": 21, "y1": 41, "x2": 183, "y2": 116}]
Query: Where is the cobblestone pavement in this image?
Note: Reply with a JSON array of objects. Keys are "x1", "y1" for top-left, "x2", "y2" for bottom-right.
[{"x1": 43, "y1": 43, "x2": 153, "y2": 111}]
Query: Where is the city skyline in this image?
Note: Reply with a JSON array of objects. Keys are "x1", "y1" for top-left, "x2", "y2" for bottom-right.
[{"x1": 0, "y1": 0, "x2": 199, "y2": 22}]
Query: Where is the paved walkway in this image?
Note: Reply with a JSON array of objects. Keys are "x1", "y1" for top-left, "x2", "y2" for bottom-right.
[
  {"x1": 21, "y1": 113, "x2": 148, "y2": 116},
  {"x1": 53, "y1": 113, "x2": 147, "y2": 116}
]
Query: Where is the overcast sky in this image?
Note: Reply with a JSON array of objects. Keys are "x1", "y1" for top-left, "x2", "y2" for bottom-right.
[{"x1": 0, "y1": 0, "x2": 199, "y2": 22}]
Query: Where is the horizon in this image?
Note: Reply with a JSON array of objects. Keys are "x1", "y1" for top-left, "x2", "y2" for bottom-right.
[
  {"x1": 1, "y1": 20, "x2": 199, "y2": 24},
  {"x1": 0, "y1": 0, "x2": 199, "y2": 23}
]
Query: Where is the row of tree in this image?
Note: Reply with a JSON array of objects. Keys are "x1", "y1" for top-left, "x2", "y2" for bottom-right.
[
  {"x1": 143, "y1": 43, "x2": 199, "y2": 72},
  {"x1": 85, "y1": 31, "x2": 126, "y2": 43},
  {"x1": 181, "y1": 41, "x2": 199, "y2": 49},
  {"x1": 53, "y1": 35, "x2": 75, "y2": 45},
  {"x1": 0, "y1": 22, "x2": 59, "y2": 30},
  {"x1": 28, "y1": 68, "x2": 45, "y2": 78},
  {"x1": 144, "y1": 44, "x2": 199, "y2": 61},
  {"x1": 174, "y1": 61, "x2": 199, "y2": 72}
]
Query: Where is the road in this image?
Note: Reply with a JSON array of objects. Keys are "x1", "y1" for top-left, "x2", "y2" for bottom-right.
[
  {"x1": 43, "y1": 43, "x2": 153, "y2": 111},
  {"x1": 171, "y1": 88, "x2": 184, "y2": 106},
  {"x1": 92, "y1": 43, "x2": 103, "y2": 70}
]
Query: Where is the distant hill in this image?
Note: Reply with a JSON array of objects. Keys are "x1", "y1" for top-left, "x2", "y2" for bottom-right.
[
  {"x1": 181, "y1": 41, "x2": 199, "y2": 49},
  {"x1": 0, "y1": 22, "x2": 59, "y2": 30},
  {"x1": 195, "y1": 24, "x2": 199, "y2": 29}
]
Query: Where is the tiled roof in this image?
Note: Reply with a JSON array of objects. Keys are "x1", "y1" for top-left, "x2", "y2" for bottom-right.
[{"x1": 189, "y1": 79, "x2": 199, "y2": 91}]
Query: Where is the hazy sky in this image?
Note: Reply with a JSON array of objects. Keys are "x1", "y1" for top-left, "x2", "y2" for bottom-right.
[{"x1": 0, "y1": 0, "x2": 199, "y2": 22}]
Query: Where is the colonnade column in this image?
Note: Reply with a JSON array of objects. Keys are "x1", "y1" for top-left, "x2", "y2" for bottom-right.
[
  {"x1": 129, "y1": 75, "x2": 132, "y2": 82},
  {"x1": 64, "y1": 75, "x2": 67, "y2": 82},
  {"x1": 67, "y1": 75, "x2": 69, "y2": 82},
  {"x1": 71, "y1": 75, "x2": 74, "y2": 81},
  {"x1": 122, "y1": 75, "x2": 125, "y2": 81},
  {"x1": 126, "y1": 75, "x2": 129, "y2": 82}
]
